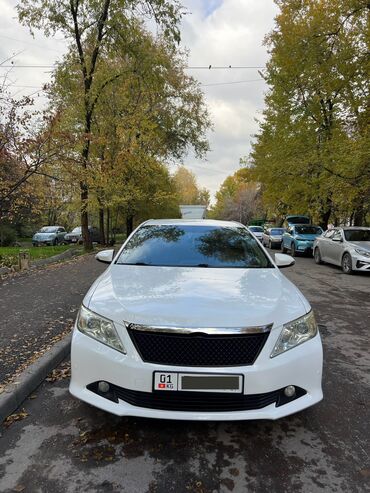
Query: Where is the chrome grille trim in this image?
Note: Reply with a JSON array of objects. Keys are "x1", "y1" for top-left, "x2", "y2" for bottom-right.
[{"x1": 125, "y1": 323, "x2": 272, "y2": 335}]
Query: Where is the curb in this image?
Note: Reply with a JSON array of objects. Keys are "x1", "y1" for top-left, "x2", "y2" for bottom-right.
[
  {"x1": 0, "y1": 334, "x2": 72, "y2": 424},
  {"x1": 31, "y1": 248, "x2": 80, "y2": 268}
]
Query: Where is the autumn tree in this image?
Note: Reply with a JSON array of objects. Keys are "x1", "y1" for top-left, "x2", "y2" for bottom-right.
[
  {"x1": 0, "y1": 75, "x2": 61, "y2": 227},
  {"x1": 246, "y1": 0, "x2": 369, "y2": 228},
  {"x1": 44, "y1": 23, "x2": 210, "y2": 238},
  {"x1": 210, "y1": 169, "x2": 262, "y2": 224},
  {"x1": 173, "y1": 166, "x2": 210, "y2": 206},
  {"x1": 17, "y1": 0, "x2": 186, "y2": 250}
]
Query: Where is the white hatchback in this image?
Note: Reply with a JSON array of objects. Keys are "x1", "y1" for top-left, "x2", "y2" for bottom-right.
[{"x1": 70, "y1": 219, "x2": 323, "y2": 420}]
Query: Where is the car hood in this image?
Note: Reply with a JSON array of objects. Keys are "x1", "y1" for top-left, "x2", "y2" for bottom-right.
[
  {"x1": 349, "y1": 241, "x2": 370, "y2": 252},
  {"x1": 34, "y1": 232, "x2": 56, "y2": 237},
  {"x1": 86, "y1": 266, "x2": 309, "y2": 329},
  {"x1": 295, "y1": 234, "x2": 320, "y2": 240}
]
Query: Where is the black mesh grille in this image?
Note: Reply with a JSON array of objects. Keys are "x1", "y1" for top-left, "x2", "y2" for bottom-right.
[
  {"x1": 114, "y1": 386, "x2": 279, "y2": 412},
  {"x1": 127, "y1": 328, "x2": 269, "y2": 366}
]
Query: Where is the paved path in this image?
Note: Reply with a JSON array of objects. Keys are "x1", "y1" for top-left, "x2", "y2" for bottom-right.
[
  {"x1": 0, "y1": 252, "x2": 369, "y2": 493},
  {"x1": 0, "y1": 254, "x2": 106, "y2": 385}
]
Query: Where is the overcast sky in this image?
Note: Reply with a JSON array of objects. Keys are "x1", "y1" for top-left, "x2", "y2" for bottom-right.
[{"x1": 0, "y1": 0, "x2": 278, "y2": 198}]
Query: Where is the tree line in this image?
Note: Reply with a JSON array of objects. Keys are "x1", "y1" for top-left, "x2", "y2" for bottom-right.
[
  {"x1": 0, "y1": 0, "x2": 211, "y2": 247},
  {"x1": 243, "y1": 0, "x2": 369, "y2": 229}
]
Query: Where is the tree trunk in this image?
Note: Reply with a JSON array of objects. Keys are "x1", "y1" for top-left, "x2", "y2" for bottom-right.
[
  {"x1": 80, "y1": 181, "x2": 91, "y2": 250},
  {"x1": 126, "y1": 215, "x2": 134, "y2": 237},
  {"x1": 99, "y1": 207, "x2": 106, "y2": 245},
  {"x1": 353, "y1": 206, "x2": 364, "y2": 226},
  {"x1": 106, "y1": 207, "x2": 110, "y2": 245},
  {"x1": 318, "y1": 208, "x2": 331, "y2": 230}
]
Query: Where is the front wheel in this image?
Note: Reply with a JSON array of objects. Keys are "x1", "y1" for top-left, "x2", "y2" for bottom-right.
[
  {"x1": 53, "y1": 238, "x2": 58, "y2": 246},
  {"x1": 281, "y1": 243, "x2": 287, "y2": 253},
  {"x1": 342, "y1": 253, "x2": 353, "y2": 274},
  {"x1": 269, "y1": 240, "x2": 272, "y2": 249},
  {"x1": 291, "y1": 243, "x2": 296, "y2": 257},
  {"x1": 314, "y1": 247, "x2": 322, "y2": 264}
]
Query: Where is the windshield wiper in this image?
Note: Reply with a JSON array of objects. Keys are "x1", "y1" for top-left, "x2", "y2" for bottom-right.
[{"x1": 196, "y1": 263, "x2": 209, "y2": 267}]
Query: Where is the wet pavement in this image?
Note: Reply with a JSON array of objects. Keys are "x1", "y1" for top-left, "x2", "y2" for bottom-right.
[
  {"x1": 0, "y1": 252, "x2": 369, "y2": 493},
  {"x1": 0, "y1": 254, "x2": 106, "y2": 385}
]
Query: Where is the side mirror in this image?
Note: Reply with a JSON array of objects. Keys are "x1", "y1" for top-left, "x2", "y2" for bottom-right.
[
  {"x1": 275, "y1": 253, "x2": 295, "y2": 268},
  {"x1": 95, "y1": 249, "x2": 114, "y2": 264}
]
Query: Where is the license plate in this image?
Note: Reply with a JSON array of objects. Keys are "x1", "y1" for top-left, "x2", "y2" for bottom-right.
[{"x1": 153, "y1": 372, "x2": 243, "y2": 393}]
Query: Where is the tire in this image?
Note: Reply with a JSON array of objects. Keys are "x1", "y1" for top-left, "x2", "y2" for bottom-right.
[
  {"x1": 53, "y1": 238, "x2": 58, "y2": 246},
  {"x1": 281, "y1": 243, "x2": 287, "y2": 253},
  {"x1": 342, "y1": 253, "x2": 353, "y2": 274},
  {"x1": 291, "y1": 243, "x2": 296, "y2": 257},
  {"x1": 32, "y1": 243, "x2": 37, "y2": 247},
  {"x1": 314, "y1": 247, "x2": 322, "y2": 264},
  {"x1": 269, "y1": 240, "x2": 272, "y2": 249}
]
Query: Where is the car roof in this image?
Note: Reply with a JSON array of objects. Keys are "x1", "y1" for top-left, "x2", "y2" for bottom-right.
[{"x1": 142, "y1": 219, "x2": 243, "y2": 228}]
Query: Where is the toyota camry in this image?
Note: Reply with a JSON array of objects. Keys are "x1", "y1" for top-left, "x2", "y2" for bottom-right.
[{"x1": 70, "y1": 219, "x2": 323, "y2": 420}]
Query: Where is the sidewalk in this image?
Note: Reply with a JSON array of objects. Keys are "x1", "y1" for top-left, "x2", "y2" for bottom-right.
[{"x1": 0, "y1": 254, "x2": 106, "y2": 387}]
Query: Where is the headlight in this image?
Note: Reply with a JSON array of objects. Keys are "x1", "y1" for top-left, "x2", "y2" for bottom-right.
[
  {"x1": 76, "y1": 305, "x2": 126, "y2": 353},
  {"x1": 355, "y1": 248, "x2": 370, "y2": 258},
  {"x1": 271, "y1": 311, "x2": 318, "y2": 358}
]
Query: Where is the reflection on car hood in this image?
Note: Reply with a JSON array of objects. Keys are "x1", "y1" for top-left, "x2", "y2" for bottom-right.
[
  {"x1": 86, "y1": 266, "x2": 309, "y2": 329},
  {"x1": 349, "y1": 241, "x2": 370, "y2": 252}
]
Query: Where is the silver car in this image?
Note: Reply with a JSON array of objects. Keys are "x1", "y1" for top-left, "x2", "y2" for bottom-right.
[
  {"x1": 262, "y1": 227, "x2": 285, "y2": 249},
  {"x1": 313, "y1": 227, "x2": 370, "y2": 274},
  {"x1": 32, "y1": 226, "x2": 66, "y2": 246},
  {"x1": 248, "y1": 225, "x2": 264, "y2": 242}
]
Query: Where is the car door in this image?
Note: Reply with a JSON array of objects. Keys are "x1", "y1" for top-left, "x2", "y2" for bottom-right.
[
  {"x1": 318, "y1": 229, "x2": 334, "y2": 261},
  {"x1": 283, "y1": 227, "x2": 293, "y2": 250},
  {"x1": 327, "y1": 229, "x2": 345, "y2": 265},
  {"x1": 57, "y1": 228, "x2": 66, "y2": 242}
]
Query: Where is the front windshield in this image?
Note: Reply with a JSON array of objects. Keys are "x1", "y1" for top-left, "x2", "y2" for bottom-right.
[
  {"x1": 117, "y1": 225, "x2": 273, "y2": 268},
  {"x1": 40, "y1": 227, "x2": 58, "y2": 233},
  {"x1": 344, "y1": 229, "x2": 370, "y2": 242},
  {"x1": 296, "y1": 226, "x2": 322, "y2": 235},
  {"x1": 72, "y1": 227, "x2": 81, "y2": 233},
  {"x1": 270, "y1": 228, "x2": 285, "y2": 235},
  {"x1": 249, "y1": 226, "x2": 263, "y2": 232}
]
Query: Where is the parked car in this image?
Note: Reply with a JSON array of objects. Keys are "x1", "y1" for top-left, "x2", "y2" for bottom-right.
[
  {"x1": 283, "y1": 215, "x2": 310, "y2": 228},
  {"x1": 282, "y1": 225, "x2": 323, "y2": 256},
  {"x1": 65, "y1": 226, "x2": 101, "y2": 244},
  {"x1": 313, "y1": 227, "x2": 370, "y2": 274},
  {"x1": 32, "y1": 226, "x2": 66, "y2": 246},
  {"x1": 70, "y1": 219, "x2": 323, "y2": 421},
  {"x1": 262, "y1": 227, "x2": 285, "y2": 249},
  {"x1": 248, "y1": 225, "x2": 264, "y2": 241}
]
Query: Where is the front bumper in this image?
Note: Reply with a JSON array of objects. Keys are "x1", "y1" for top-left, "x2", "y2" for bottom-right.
[
  {"x1": 32, "y1": 238, "x2": 54, "y2": 245},
  {"x1": 70, "y1": 322, "x2": 323, "y2": 421},
  {"x1": 296, "y1": 241, "x2": 313, "y2": 253},
  {"x1": 353, "y1": 254, "x2": 370, "y2": 272}
]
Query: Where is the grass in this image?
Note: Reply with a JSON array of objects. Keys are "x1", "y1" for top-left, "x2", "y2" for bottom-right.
[{"x1": 0, "y1": 245, "x2": 77, "y2": 268}]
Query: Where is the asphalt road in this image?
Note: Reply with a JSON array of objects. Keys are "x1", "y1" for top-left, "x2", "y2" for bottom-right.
[
  {"x1": 0, "y1": 251, "x2": 369, "y2": 493},
  {"x1": 0, "y1": 254, "x2": 106, "y2": 385}
]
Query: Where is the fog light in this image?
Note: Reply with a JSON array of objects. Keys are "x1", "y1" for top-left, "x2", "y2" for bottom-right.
[
  {"x1": 284, "y1": 385, "x2": 296, "y2": 397},
  {"x1": 98, "y1": 381, "x2": 110, "y2": 393}
]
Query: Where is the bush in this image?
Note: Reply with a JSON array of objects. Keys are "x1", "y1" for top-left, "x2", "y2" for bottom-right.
[{"x1": 0, "y1": 225, "x2": 17, "y2": 247}]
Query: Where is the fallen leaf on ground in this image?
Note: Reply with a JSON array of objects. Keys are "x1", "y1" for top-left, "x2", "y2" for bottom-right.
[{"x1": 3, "y1": 409, "x2": 29, "y2": 428}]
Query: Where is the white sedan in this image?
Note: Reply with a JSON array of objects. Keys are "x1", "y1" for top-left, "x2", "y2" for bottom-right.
[{"x1": 70, "y1": 219, "x2": 323, "y2": 421}]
